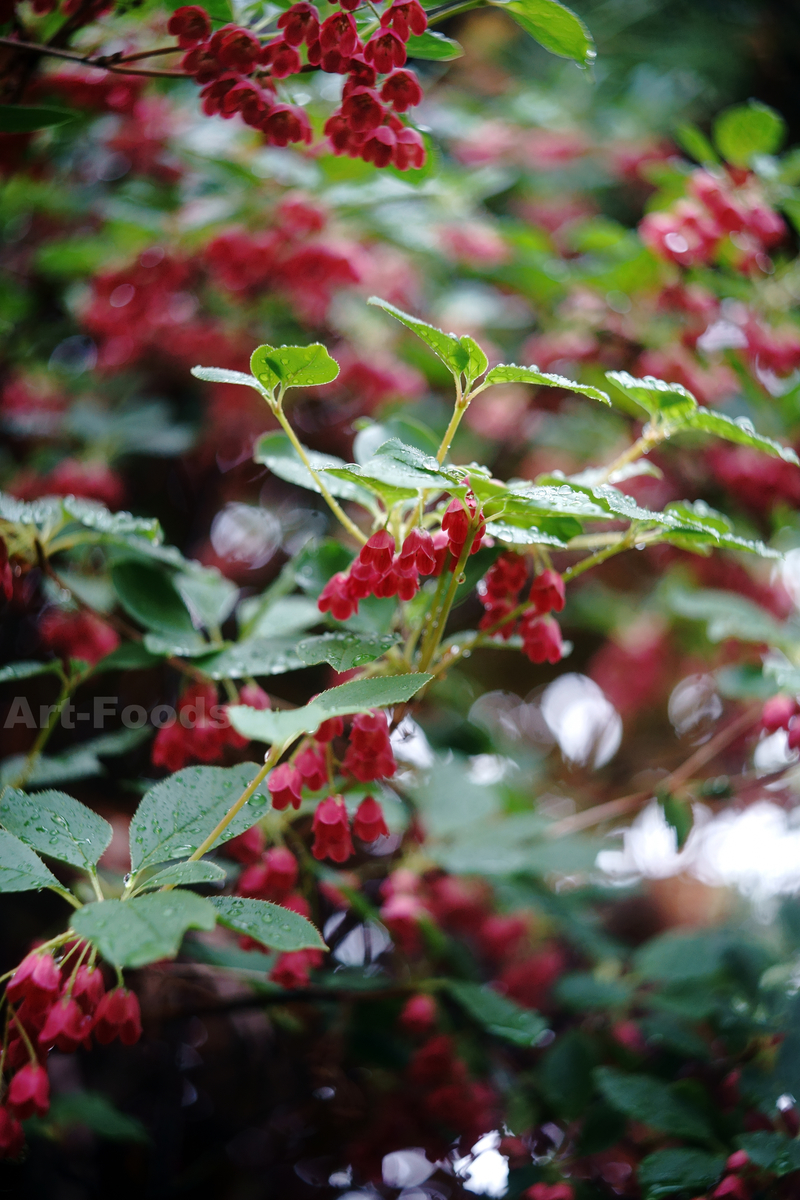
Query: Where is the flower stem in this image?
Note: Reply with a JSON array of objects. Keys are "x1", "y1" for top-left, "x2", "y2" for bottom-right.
[
  {"x1": 273, "y1": 406, "x2": 367, "y2": 545},
  {"x1": 186, "y1": 743, "x2": 286, "y2": 863},
  {"x1": 418, "y1": 539, "x2": 473, "y2": 673}
]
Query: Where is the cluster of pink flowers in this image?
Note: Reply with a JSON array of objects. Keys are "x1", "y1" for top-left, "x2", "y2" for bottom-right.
[
  {"x1": 318, "y1": 526, "x2": 442, "y2": 621},
  {"x1": 477, "y1": 556, "x2": 565, "y2": 665},
  {"x1": 168, "y1": 1, "x2": 426, "y2": 168},
  {"x1": 478, "y1": 550, "x2": 528, "y2": 636},
  {"x1": 640, "y1": 166, "x2": 786, "y2": 271},
  {"x1": 0, "y1": 947, "x2": 141, "y2": 1160},
  {"x1": 151, "y1": 682, "x2": 269, "y2": 771},
  {"x1": 39, "y1": 608, "x2": 120, "y2": 666}
]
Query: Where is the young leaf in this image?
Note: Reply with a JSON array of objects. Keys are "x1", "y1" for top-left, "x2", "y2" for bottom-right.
[
  {"x1": 129, "y1": 764, "x2": 273, "y2": 870},
  {"x1": 228, "y1": 673, "x2": 432, "y2": 746},
  {"x1": 250, "y1": 343, "x2": 339, "y2": 391},
  {"x1": 135, "y1": 860, "x2": 227, "y2": 891},
  {"x1": 191, "y1": 365, "x2": 264, "y2": 391},
  {"x1": 254, "y1": 432, "x2": 378, "y2": 510},
  {"x1": 40, "y1": 1091, "x2": 148, "y2": 1143},
  {"x1": 489, "y1": 0, "x2": 594, "y2": 63},
  {"x1": 211, "y1": 896, "x2": 326, "y2": 952},
  {"x1": 595, "y1": 1067, "x2": 713, "y2": 1141},
  {"x1": 605, "y1": 371, "x2": 697, "y2": 421},
  {"x1": 675, "y1": 122, "x2": 720, "y2": 165},
  {"x1": 681, "y1": 407, "x2": 799, "y2": 463},
  {"x1": 0, "y1": 829, "x2": 59, "y2": 892},
  {"x1": 367, "y1": 297, "x2": 470, "y2": 377},
  {"x1": 405, "y1": 30, "x2": 464, "y2": 59},
  {"x1": 484, "y1": 363, "x2": 610, "y2": 404},
  {"x1": 0, "y1": 105, "x2": 77, "y2": 133},
  {"x1": 295, "y1": 632, "x2": 400, "y2": 671},
  {"x1": 447, "y1": 981, "x2": 548, "y2": 1046},
  {"x1": 460, "y1": 335, "x2": 489, "y2": 386},
  {"x1": 111, "y1": 560, "x2": 196, "y2": 636},
  {"x1": 196, "y1": 637, "x2": 306, "y2": 680},
  {"x1": 0, "y1": 787, "x2": 112, "y2": 870},
  {"x1": 71, "y1": 892, "x2": 216, "y2": 968},
  {"x1": 638, "y1": 1149, "x2": 725, "y2": 1198},
  {"x1": 713, "y1": 100, "x2": 786, "y2": 167}
]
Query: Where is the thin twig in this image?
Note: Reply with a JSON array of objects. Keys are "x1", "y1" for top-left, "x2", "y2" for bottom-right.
[{"x1": 0, "y1": 36, "x2": 188, "y2": 77}]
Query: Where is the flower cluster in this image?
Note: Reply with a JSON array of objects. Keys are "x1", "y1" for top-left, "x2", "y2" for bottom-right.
[
  {"x1": 0, "y1": 947, "x2": 141, "y2": 1160},
  {"x1": 478, "y1": 560, "x2": 565, "y2": 664},
  {"x1": 39, "y1": 608, "x2": 120, "y2": 667},
  {"x1": 151, "y1": 682, "x2": 269, "y2": 771},
  {"x1": 640, "y1": 166, "x2": 786, "y2": 271},
  {"x1": 168, "y1": 1, "x2": 426, "y2": 168},
  {"x1": 478, "y1": 550, "x2": 528, "y2": 636},
  {"x1": 318, "y1": 526, "x2": 442, "y2": 621}
]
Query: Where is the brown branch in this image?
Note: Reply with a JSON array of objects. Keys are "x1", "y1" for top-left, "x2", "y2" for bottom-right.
[
  {"x1": 547, "y1": 706, "x2": 761, "y2": 838},
  {"x1": 0, "y1": 35, "x2": 188, "y2": 77}
]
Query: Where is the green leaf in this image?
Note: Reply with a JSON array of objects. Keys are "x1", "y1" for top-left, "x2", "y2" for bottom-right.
[
  {"x1": 638, "y1": 1149, "x2": 725, "y2": 1199},
  {"x1": 211, "y1": 896, "x2": 325, "y2": 952},
  {"x1": 666, "y1": 587, "x2": 793, "y2": 648},
  {"x1": 0, "y1": 105, "x2": 77, "y2": 133},
  {"x1": 634, "y1": 929, "x2": 738, "y2": 983},
  {"x1": 92, "y1": 642, "x2": 163, "y2": 673},
  {"x1": 60, "y1": 498, "x2": 162, "y2": 543},
  {"x1": 485, "y1": 364, "x2": 610, "y2": 404},
  {"x1": 682, "y1": 407, "x2": 799, "y2": 463},
  {"x1": 367, "y1": 297, "x2": 470, "y2": 376},
  {"x1": 405, "y1": 30, "x2": 464, "y2": 59},
  {"x1": 713, "y1": 101, "x2": 786, "y2": 167},
  {"x1": 538, "y1": 1031, "x2": 599, "y2": 1118},
  {"x1": 71, "y1": 892, "x2": 216, "y2": 968},
  {"x1": 460, "y1": 335, "x2": 489, "y2": 386},
  {"x1": 135, "y1": 861, "x2": 227, "y2": 891},
  {"x1": 675, "y1": 122, "x2": 720, "y2": 165},
  {"x1": 35, "y1": 1092, "x2": 148, "y2": 1143},
  {"x1": 250, "y1": 343, "x2": 339, "y2": 391},
  {"x1": 605, "y1": 371, "x2": 697, "y2": 421},
  {"x1": 736, "y1": 1132, "x2": 800, "y2": 1176},
  {"x1": 0, "y1": 786, "x2": 112, "y2": 870},
  {"x1": 489, "y1": 0, "x2": 594, "y2": 63},
  {"x1": 554, "y1": 973, "x2": 633, "y2": 1010},
  {"x1": 191, "y1": 365, "x2": 264, "y2": 391},
  {"x1": 129, "y1": 763, "x2": 273, "y2": 870},
  {"x1": 196, "y1": 636, "x2": 305, "y2": 680},
  {"x1": 327, "y1": 438, "x2": 465, "y2": 498},
  {"x1": 292, "y1": 539, "x2": 354, "y2": 597},
  {"x1": 595, "y1": 1067, "x2": 713, "y2": 1141},
  {"x1": 447, "y1": 981, "x2": 547, "y2": 1046},
  {"x1": 228, "y1": 673, "x2": 432, "y2": 746},
  {"x1": 174, "y1": 565, "x2": 238, "y2": 630},
  {"x1": 295, "y1": 632, "x2": 400, "y2": 671},
  {"x1": 254, "y1": 432, "x2": 377, "y2": 510},
  {"x1": 143, "y1": 631, "x2": 210, "y2": 658},
  {"x1": 0, "y1": 661, "x2": 61, "y2": 683},
  {"x1": 239, "y1": 594, "x2": 321, "y2": 640},
  {"x1": 0, "y1": 829, "x2": 59, "y2": 892},
  {"x1": 111, "y1": 560, "x2": 195, "y2": 636}
]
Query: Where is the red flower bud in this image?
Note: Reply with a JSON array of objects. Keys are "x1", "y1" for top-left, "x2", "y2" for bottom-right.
[
  {"x1": 92, "y1": 987, "x2": 142, "y2": 1046},
  {"x1": 341, "y1": 87, "x2": 386, "y2": 132},
  {"x1": 318, "y1": 571, "x2": 358, "y2": 620},
  {"x1": 393, "y1": 126, "x2": 425, "y2": 170},
  {"x1": 7, "y1": 951, "x2": 61, "y2": 1009},
  {"x1": 380, "y1": 0, "x2": 427, "y2": 38},
  {"x1": 277, "y1": 1, "x2": 319, "y2": 46},
  {"x1": 311, "y1": 796, "x2": 354, "y2": 863},
  {"x1": 268, "y1": 763, "x2": 303, "y2": 811},
  {"x1": 38, "y1": 997, "x2": 92, "y2": 1052},
  {"x1": 528, "y1": 568, "x2": 565, "y2": 615},
  {"x1": 364, "y1": 29, "x2": 406, "y2": 73},
  {"x1": 71, "y1": 965, "x2": 105, "y2": 1015},
  {"x1": 380, "y1": 68, "x2": 423, "y2": 112},
  {"x1": 359, "y1": 528, "x2": 396, "y2": 572},
  {"x1": 167, "y1": 5, "x2": 211, "y2": 48},
  {"x1": 262, "y1": 103, "x2": 313, "y2": 147},
  {"x1": 7, "y1": 1063, "x2": 50, "y2": 1119},
  {"x1": 353, "y1": 795, "x2": 389, "y2": 842},
  {"x1": 399, "y1": 992, "x2": 437, "y2": 1035},
  {"x1": 296, "y1": 744, "x2": 328, "y2": 791},
  {"x1": 520, "y1": 613, "x2": 563, "y2": 664},
  {"x1": 762, "y1": 693, "x2": 797, "y2": 732},
  {"x1": 314, "y1": 716, "x2": 344, "y2": 742}
]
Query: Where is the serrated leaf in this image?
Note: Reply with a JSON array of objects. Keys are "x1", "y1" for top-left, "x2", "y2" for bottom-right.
[
  {"x1": 327, "y1": 438, "x2": 465, "y2": 497},
  {"x1": 485, "y1": 363, "x2": 610, "y2": 404},
  {"x1": 713, "y1": 101, "x2": 786, "y2": 167},
  {"x1": 638, "y1": 1149, "x2": 725, "y2": 1198},
  {"x1": 367, "y1": 297, "x2": 470, "y2": 376},
  {"x1": 0, "y1": 491, "x2": 63, "y2": 530},
  {"x1": 71, "y1": 891, "x2": 216, "y2": 968},
  {"x1": 489, "y1": 0, "x2": 594, "y2": 63},
  {"x1": 228, "y1": 673, "x2": 432, "y2": 746},
  {"x1": 595, "y1": 1067, "x2": 712, "y2": 1141},
  {"x1": 605, "y1": 371, "x2": 697, "y2": 421},
  {"x1": 135, "y1": 860, "x2": 227, "y2": 891},
  {"x1": 0, "y1": 829, "x2": 59, "y2": 892},
  {"x1": 0, "y1": 661, "x2": 61, "y2": 683},
  {"x1": 0, "y1": 105, "x2": 78, "y2": 133},
  {"x1": 111, "y1": 560, "x2": 195, "y2": 636},
  {"x1": 191, "y1": 365, "x2": 263, "y2": 391},
  {"x1": 129, "y1": 764, "x2": 273, "y2": 870},
  {"x1": 484, "y1": 521, "x2": 571, "y2": 548},
  {"x1": 682, "y1": 407, "x2": 799, "y2": 463},
  {"x1": 60, "y1": 498, "x2": 161, "y2": 543},
  {"x1": 296, "y1": 632, "x2": 400, "y2": 671},
  {"x1": 211, "y1": 896, "x2": 325, "y2": 952},
  {"x1": 0, "y1": 786, "x2": 112, "y2": 870},
  {"x1": 448, "y1": 980, "x2": 547, "y2": 1045},
  {"x1": 254, "y1": 432, "x2": 377, "y2": 510},
  {"x1": 250, "y1": 343, "x2": 339, "y2": 391},
  {"x1": 405, "y1": 29, "x2": 464, "y2": 59},
  {"x1": 143, "y1": 631, "x2": 211, "y2": 657},
  {"x1": 196, "y1": 636, "x2": 305, "y2": 679}
]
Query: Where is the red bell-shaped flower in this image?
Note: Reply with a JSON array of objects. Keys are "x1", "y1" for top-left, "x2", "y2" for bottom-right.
[{"x1": 311, "y1": 796, "x2": 354, "y2": 863}]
